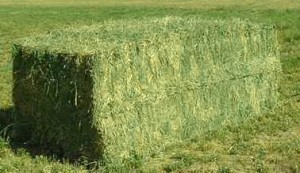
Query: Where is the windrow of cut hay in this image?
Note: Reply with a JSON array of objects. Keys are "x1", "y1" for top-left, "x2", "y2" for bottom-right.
[{"x1": 12, "y1": 16, "x2": 281, "y2": 165}]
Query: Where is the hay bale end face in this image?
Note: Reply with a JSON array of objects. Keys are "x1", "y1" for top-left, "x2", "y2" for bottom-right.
[
  {"x1": 12, "y1": 46, "x2": 103, "y2": 161},
  {"x1": 12, "y1": 17, "x2": 281, "y2": 164}
]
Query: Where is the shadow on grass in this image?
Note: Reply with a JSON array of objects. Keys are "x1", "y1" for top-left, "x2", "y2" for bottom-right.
[
  {"x1": 0, "y1": 108, "x2": 98, "y2": 170},
  {"x1": 0, "y1": 107, "x2": 66, "y2": 162},
  {"x1": 0, "y1": 107, "x2": 14, "y2": 139}
]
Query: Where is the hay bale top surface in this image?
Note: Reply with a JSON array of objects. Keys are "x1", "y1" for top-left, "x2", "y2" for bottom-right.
[{"x1": 14, "y1": 16, "x2": 274, "y2": 56}]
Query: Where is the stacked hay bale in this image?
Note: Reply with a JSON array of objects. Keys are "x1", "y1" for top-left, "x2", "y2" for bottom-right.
[{"x1": 12, "y1": 17, "x2": 281, "y2": 164}]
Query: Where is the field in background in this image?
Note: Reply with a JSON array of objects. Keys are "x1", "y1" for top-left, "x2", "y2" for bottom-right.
[
  {"x1": 0, "y1": 0, "x2": 300, "y2": 9},
  {"x1": 0, "y1": 0, "x2": 299, "y2": 172}
]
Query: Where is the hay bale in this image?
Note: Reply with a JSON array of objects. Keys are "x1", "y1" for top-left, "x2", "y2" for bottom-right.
[{"x1": 12, "y1": 17, "x2": 281, "y2": 164}]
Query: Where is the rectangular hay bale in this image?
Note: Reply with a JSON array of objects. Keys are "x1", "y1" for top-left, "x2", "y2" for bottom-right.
[{"x1": 12, "y1": 17, "x2": 281, "y2": 164}]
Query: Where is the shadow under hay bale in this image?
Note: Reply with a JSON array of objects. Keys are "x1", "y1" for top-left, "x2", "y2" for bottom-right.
[
  {"x1": 0, "y1": 107, "x2": 93, "y2": 167},
  {"x1": 12, "y1": 16, "x2": 282, "y2": 166},
  {"x1": 0, "y1": 107, "x2": 14, "y2": 139}
]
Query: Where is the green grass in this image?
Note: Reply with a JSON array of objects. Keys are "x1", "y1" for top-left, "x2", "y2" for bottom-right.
[
  {"x1": 0, "y1": 1, "x2": 300, "y2": 172},
  {"x1": 0, "y1": 139, "x2": 87, "y2": 173}
]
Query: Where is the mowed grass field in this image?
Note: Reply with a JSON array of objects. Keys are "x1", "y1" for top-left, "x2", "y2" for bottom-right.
[{"x1": 0, "y1": 0, "x2": 299, "y2": 172}]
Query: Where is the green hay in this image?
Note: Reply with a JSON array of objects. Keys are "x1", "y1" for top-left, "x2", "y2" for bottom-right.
[{"x1": 12, "y1": 16, "x2": 281, "y2": 165}]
